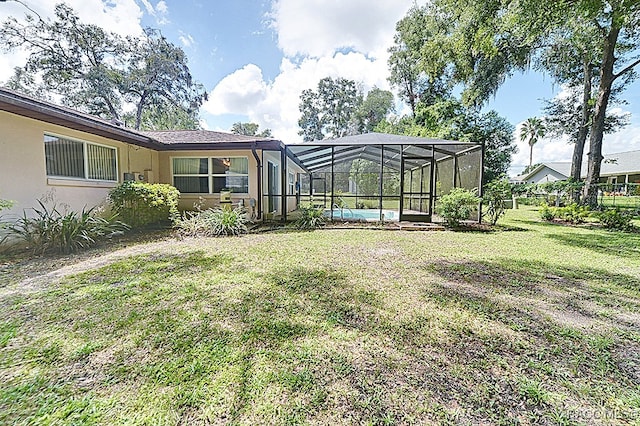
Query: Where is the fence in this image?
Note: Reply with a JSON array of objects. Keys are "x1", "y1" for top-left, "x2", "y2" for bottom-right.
[{"x1": 514, "y1": 183, "x2": 640, "y2": 211}]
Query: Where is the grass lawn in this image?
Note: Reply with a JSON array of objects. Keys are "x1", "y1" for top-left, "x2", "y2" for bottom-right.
[{"x1": 1, "y1": 208, "x2": 639, "y2": 425}]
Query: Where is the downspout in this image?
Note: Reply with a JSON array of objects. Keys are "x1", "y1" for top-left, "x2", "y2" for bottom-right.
[{"x1": 251, "y1": 145, "x2": 262, "y2": 221}]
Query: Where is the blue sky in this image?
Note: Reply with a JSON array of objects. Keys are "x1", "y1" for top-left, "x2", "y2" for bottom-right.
[{"x1": 1, "y1": 0, "x2": 639, "y2": 176}]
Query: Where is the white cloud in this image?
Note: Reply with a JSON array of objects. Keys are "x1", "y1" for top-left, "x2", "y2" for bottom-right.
[
  {"x1": 156, "y1": 1, "x2": 168, "y2": 14},
  {"x1": 204, "y1": 64, "x2": 268, "y2": 115},
  {"x1": 0, "y1": 0, "x2": 145, "y2": 83},
  {"x1": 179, "y1": 32, "x2": 195, "y2": 48},
  {"x1": 136, "y1": 0, "x2": 169, "y2": 25},
  {"x1": 269, "y1": 0, "x2": 414, "y2": 58},
  {"x1": 139, "y1": 0, "x2": 154, "y2": 14},
  {"x1": 203, "y1": 53, "x2": 391, "y2": 143},
  {"x1": 203, "y1": 0, "x2": 419, "y2": 142}
]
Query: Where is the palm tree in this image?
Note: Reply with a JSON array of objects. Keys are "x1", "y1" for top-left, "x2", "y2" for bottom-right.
[{"x1": 519, "y1": 117, "x2": 546, "y2": 169}]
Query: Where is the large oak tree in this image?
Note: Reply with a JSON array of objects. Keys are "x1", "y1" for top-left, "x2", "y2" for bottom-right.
[{"x1": 0, "y1": 3, "x2": 207, "y2": 130}]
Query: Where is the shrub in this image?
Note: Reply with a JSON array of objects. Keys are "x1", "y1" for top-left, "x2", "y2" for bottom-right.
[
  {"x1": 174, "y1": 207, "x2": 248, "y2": 237},
  {"x1": 539, "y1": 202, "x2": 589, "y2": 224},
  {"x1": 109, "y1": 181, "x2": 180, "y2": 228},
  {"x1": 598, "y1": 208, "x2": 635, "y2": 231},
  {"x1": 539, "y1": 202, "x2": 555, "y2": 221},
  {"x1": 482, "y1": 179, "x2": 511, "y2": 225},
  {"x1": 9, "y1": 200, "x2": 128, "y2": 254},
  {"x1": 559, "y1": 203, "x2": 589, "y2": 224},
  {"x1": 436, "y1": 188, "x2": 480, "y2": 228},
  {"x1": 295, "y1": 206, "x2": 326, "y2": 230}
]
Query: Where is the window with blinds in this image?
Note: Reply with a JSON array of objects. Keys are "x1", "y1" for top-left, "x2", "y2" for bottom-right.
[
  {"x1": 172, "y1": 157, "x2": 249, "y2": 193},
  {"x1": 44, "y1": 134, "x2": 117, "y2": 181}
]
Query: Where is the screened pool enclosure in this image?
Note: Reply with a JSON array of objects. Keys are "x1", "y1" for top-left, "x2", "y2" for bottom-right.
[{"x1": 273, "y1": 133, "x2": 483, "y2": 223}]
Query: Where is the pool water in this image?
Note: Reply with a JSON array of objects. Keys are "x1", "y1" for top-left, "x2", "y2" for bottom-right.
[{"x1": 325, "y1": 209, "x2": 397, "y2": 221}]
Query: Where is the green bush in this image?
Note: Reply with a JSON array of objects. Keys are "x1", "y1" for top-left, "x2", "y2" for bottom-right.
[
  {"x1": 559, "y1": 203, "x2": 589, "y2": 224},
  {"x1": 174, "y1": 207, "x2": 248, "y2": 237},
  {"x1": 539, "y1": 202, "x2": 589, "y2": 224},
  {"x1": 436, "y1": 188, "x2": 480, "y2": 228},
  {"x1": 295, "y1": 206, "x2": 326, "y2": 230},
  {"x1": 482, "y1": 179, "x2": 511, "y2": 225},
  {"x1": 109, "y1": 181, "x2": 180, "y2": 228},
  {"x1": 539, "y1": 202, "x2": 555, "y2": 221},
  {"x1": 598, "y1": 208, "x2": 635, "y2": 231},
  {"x1": 9, "y1": 200, "x2": 128, "y2": 254}
]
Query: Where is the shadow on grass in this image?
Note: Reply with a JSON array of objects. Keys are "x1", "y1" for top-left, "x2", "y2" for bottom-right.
[
  {"x1": 4, "y1": 250, "x2": 640, "y2": 425},
  {"x1": 426, "y1": 258, "x2": 640, "y2": 317},
  {"x1": 547, "y1": 231, "x2": 640, "y2": 259}
]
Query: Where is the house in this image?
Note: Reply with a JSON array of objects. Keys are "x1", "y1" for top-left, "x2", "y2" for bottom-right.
[
  {"x1": 512, "y1": 152, "x2": 640, "y2": 187},
  {"x1": 0, "y1": 87, "x2": 304, "y2": 221},
  {"x1": 1, "y1": 87, "x2": 483, "y2": 223},
  {"x1": 511, "y1": 162, "x2": 571, "y2": 184}
]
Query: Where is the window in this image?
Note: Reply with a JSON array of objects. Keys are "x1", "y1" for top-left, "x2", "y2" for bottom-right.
[
  {"x1": 288, "y1": 172, "x2": 295, "y2": 194},
  {"x1": 44, "y1": 134, "x2": 117, "y2": 181},
  {"x1": 172, "y1": 157, "x2": 249, "y2": 194}
]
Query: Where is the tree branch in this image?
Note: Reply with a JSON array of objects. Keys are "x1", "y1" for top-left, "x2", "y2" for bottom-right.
[{"x1": 613, "y1": 57, "x2": 640, "y2": 80}]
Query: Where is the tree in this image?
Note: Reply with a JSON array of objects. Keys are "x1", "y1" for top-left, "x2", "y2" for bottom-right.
[
  {"x1": 298, "y1": 77, "x2": 393, "y2": 141},
  {"x1": 542, "y1": 86, "x2": 628, "y2": 182},
  {"x1": 571, "y1": 1, "x2": 640, "y2": 207},
  {"x1": 125, "y1": 100, "x2": 201, "y2": 131},
  {"x1": 354, "y1": 87, "x2": 394, "y2": 133},
  {"x1": 519, "y1": 117, "x2": 545, "y2": 169},
  {"x1": 0, "y1": 3, "x2": 206, "y2": 130},
  {"x1": 387, "y1": 6, "x2": 451, "y2": 116},
  {"x1": 377, "y1": 97, "x2": 516, "y2": 184},
  {"x1": 230, "y1": 122, "x2": 272, "y2": 137}
]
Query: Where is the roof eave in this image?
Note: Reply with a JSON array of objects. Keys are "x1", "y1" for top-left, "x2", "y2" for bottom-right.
[{"x1": 0, "y1": 89, "x2": 162, "y2": 150}]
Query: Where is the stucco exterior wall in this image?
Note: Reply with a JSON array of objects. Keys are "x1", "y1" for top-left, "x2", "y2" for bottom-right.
[
  {"x1": 0, "y1": 110, "x2": 158, "y2": 219},
  {"x1": 158, "y1": 149, "x2": 260, "y2": 212}
]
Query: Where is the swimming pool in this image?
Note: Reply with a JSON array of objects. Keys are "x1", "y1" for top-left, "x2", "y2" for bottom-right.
[{"x1": 325, "y1": 208, "x2": 397, "y2": 221}]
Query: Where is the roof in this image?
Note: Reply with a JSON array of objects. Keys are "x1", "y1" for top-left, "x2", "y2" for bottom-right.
[
  {"x1": 513, "y1": 162, "x2": 571, "y2": 182},
  {"x1": 0, "y1": 87, "x2": 283, "y2": 151},
  {"x1": 140, "y1": 130, "x2": 282, "y2": 150},
  {"x1": 514, "y1": 150, "x2": 640, "y2": 182},
  {"x1": 0, "y1": 86, "x2": 163, "y2": 150},
  {"x1": 288, "y1": 133, "x2": 481, "y2": 172},
  {"x1": 601, "y1": 150, "x2": 640, "y2": 175},
  {"x1": 302, "y1": 132, "x2": 476, "y2": 147}
]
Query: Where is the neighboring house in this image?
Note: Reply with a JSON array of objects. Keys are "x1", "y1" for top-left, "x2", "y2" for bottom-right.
[
  {"x1": 0, "y1": 87, "x2": 304, "y2": 221},
  {"x1": 512, "y1": 152, "x2": 640, "y2": 186},
  {"x1": 511, "y1": 162, "x2": 571, "y2": 184}
]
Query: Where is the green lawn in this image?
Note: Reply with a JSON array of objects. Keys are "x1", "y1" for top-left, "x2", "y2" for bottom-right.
[
  {"x1": 601, "y1": 195, "x2": 640, "y2": 209},
  {"x1": 1, "y1": 208, "x2": 640, "y2": 425}
]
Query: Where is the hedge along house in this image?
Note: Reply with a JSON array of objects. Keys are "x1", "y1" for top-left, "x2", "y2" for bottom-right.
[
  {"x1": 0, "y1": 87, "x2": 305, "y2": 222},
  {"x1": 289, "y1": 133, "x2": 483, "y2": 222}
]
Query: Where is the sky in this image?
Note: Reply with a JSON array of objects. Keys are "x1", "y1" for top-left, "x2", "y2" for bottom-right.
[{"x1": 1, "y1": 0, "x2": 639, "y2": 176}]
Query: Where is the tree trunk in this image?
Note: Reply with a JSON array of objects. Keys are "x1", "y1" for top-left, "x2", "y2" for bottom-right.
[
  {"x1": 571, "y1": 57, "x2": 592, "y2": 202},
  {"x1": 529, "y1": 143, "x2": 533, "y2": 168},
  {"x1": 582, "y1": 24, "x2": 619, "y2": 208}
]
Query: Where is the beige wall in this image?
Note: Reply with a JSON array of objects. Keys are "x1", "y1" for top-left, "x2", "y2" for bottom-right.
[
  {"x1": 158, "y1": 150, "x2": 260, "y2": 212},
  {"x1": 0, "y1": 110, "x2": 158, "y2": 219}
]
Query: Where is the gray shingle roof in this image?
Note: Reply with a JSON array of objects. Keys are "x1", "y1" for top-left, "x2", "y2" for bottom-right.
[
  {"x1": 141, "y1": 130, "x2": 274, "y2": 144},
  {"x1": 601, "y1": 150, "x2": 640, "y2": 175}
]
